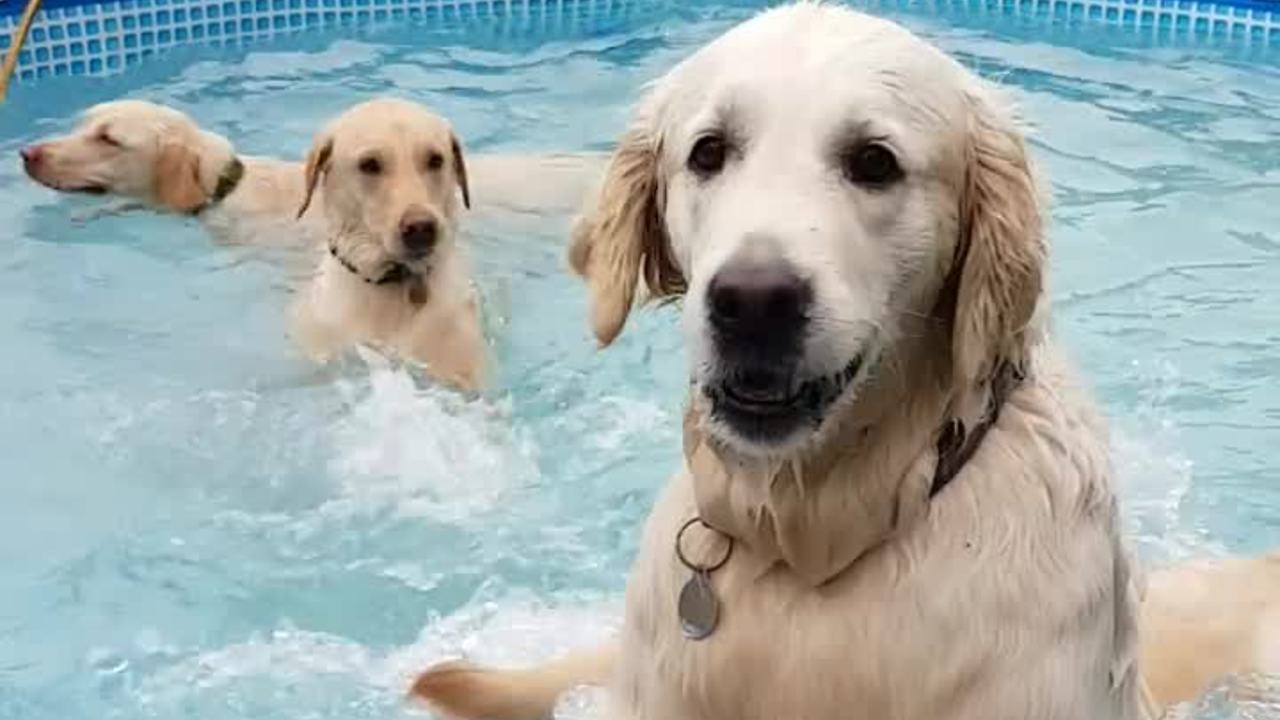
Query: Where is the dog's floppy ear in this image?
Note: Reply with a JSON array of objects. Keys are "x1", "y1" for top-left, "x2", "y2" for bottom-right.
[
  {"x1": 570, "y1": 124, "x2": 684, "y2": 347},
  {"x1": 153, "y1": 140, "x2": 209, "y2": 213},
  {"x1": 450, "y1": 133, "x2": 471, "y2": 210},
  {"x1": 949, "y1": 87, "x2": 1045, "y2": 387},
  {"x1": 297, "y1": 134, "x2": 333, "y2": 219}
]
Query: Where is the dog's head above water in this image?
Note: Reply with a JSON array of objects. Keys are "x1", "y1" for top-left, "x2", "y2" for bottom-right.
[
  {"x1": 299, "y1": 98, "x2": 471, "y2": 282},
  {"x1": 20, "y1": 99, "x2": 238, "y2": 213},
  {"x1": 572, "y1": 3, "x2": 1046, "y2": 458}
]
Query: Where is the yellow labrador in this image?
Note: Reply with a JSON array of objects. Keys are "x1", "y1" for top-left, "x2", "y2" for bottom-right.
[
  {"x1": 20, "y1": 99, "x2": 604, "y2": 244},
  {"x1": 412, "y1": 4, "x2": 1280, "y2": 719},
  {"x1": 20, "y1": 99, "x2": 326, "y2": 244},
  {"x1": 289, "y1": 98, "x2": 486, "y2": 391}
]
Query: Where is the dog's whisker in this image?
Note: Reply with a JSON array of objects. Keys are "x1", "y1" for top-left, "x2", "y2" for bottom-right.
[
  {"x1": 806, "y1": 313, "x2": 874, "y2": 331},
  {"x1": 898, "y1": 309, "x2": 946, "y2": 323}
]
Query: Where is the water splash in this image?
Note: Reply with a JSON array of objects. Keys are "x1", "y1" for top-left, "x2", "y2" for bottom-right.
[
  {"x1": 323, "y1": 347, "x2": 535, "y2": 524},
  {"x1": 126, "y1": 596, "x2": 618, "y2": 719}
]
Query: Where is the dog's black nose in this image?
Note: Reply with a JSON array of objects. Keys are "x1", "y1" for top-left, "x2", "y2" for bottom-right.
[
  {"x1": 708, "y1": 257, "x2": 812, "y2": 349},
  {"x1": 399, "y1": 212, "x2": 439, "y2": 256}
]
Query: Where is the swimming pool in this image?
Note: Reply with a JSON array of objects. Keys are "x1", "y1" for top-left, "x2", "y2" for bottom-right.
[{"x1": 1, "y1": 0, "x2": 1278, "y2": 718}]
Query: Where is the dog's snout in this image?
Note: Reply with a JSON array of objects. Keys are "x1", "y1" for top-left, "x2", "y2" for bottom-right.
[
  {"x1": 19, "y1": 145, "x2": 44, "y2": 169},
  {"x1": 708, "y1": 258, "x2": 812, "y2": 337},
  {"x1": 703, "y1": 255, "x2": 816, "y2": 440},
  {"x1": 399, "y1": 210, "x2": 439, "y2": 256}
]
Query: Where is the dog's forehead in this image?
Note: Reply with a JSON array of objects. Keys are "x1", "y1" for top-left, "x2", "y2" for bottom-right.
[
  {"x1": 82, "y1": 100, "x2": 176, "y2": 129},
  {"x1": 676, "y1": 6, "x2": 968, "y2": 128},
  {"x1": 333, "y1": 103, "x2": 452, "y2": 153}
]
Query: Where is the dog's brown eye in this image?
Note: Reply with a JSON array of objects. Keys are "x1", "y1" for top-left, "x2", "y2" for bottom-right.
[
  {"x1": 688, "y1": 135, "x2": 727, "y2": 177},
  {"x1": 358, "y1": 156, "x2": 383, "y2": 175},
  {"x1": 425, "y1": 152, "x2": 444, "y2": 172},
  {"x1": 843, "y1": 143, "x2": 902, "y2": 187}
]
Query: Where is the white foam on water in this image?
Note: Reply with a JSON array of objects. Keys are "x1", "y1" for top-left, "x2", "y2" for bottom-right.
[
  {"x1": 1114, "y1": 423, "x2": 1204, "y2": 565},
  {"x1": 133, "y1": 624, "x2": 378, "y2": 710},
  {"x1": 131, "y1": 595, "x2": 620, "y2": 718},
  {"x1": 321, "y1": 347, "x2": 537, "y2": 525},
  {"x1": 554, "y1": 685, "x2": 612, "y2": 720},
  {"x1": 384, "y1": 592, "x2": 620, "y2": 680},
  {"x1": 554, "y1": 395, "x2": 672, "y2": 454},
  {"x1": 1110, "y1": 359, "x2": 1225, "y2": 567},
  {"x1": 1167, "y1": 675, "x2": 1280, "y2": 720}
]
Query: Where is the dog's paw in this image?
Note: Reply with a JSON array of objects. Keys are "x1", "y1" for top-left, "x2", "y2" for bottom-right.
[{"x1": 408, "y1": 661, "x2": 503, "y2": 719}]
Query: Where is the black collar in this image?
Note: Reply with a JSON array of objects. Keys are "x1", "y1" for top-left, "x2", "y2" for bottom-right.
[
  {"x1": 328, "y1": 241, "x2": 415, "y2": 286},
  {"x1": 192, "y1": 157, "x2": 245, "y2": 215},
  {"x1": 929, "y1": 360, "x2": 1025, "y2": 498}
]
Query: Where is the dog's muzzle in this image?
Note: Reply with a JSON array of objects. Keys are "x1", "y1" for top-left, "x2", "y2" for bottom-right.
[
  {"x1": 19, "y1": 146, "x2": 109, "y2": 194},
  {"x1": 701, "y1": 254, "x2": 863, "y2": 445}
]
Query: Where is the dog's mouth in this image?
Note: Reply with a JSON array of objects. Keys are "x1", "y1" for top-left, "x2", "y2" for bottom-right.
[
  {"x1": 68, "y1": 184, "x2": 108, "y2": 195},
  {"x1": 704, "y1": 354, "x2": 864, "y2": 446},
  {"x1": 21, "y1": 163, "x2": 104, "y2": 194},
  {"x1": 382, "y1": 238, "x2": 439, "y2": 274},
  {"x1": 29, "y1": 174, "x2": 108, "y2": 195}
]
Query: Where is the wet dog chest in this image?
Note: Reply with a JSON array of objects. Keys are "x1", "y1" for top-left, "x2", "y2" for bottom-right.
[{"x1": 635, "y1": 542, "x2": 979, "y2": 720}]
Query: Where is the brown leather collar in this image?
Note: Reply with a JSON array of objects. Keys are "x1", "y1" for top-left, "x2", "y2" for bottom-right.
[
  {"x1": 929, "y1": 360, "x2": 1024, "y2": 498},
  {"x1": 192, "y1": 157, "x2": 245, "y2": 215}
]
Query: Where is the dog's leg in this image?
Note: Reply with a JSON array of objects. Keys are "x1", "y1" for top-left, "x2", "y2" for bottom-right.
[
  {"x1": 410, "y1": 642, "x2": 617, "y2": 720},
  {"x1": 403, "y1": 297, "x2": 488, "y2": 393},
  {"x1": 1141, "y1": 552, "x2": 1280, "y2": 711}
]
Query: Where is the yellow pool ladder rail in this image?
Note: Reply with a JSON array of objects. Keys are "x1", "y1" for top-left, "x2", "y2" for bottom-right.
[{"x1": 0, "y1": 0, "x2": 44, "y2": 102}]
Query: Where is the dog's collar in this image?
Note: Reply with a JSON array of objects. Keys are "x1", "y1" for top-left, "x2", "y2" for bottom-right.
[
  {"x1": 328, "y1": 241, "x2": 417, "y2": 286},
  {"x1": 192, "y1": 157, "x2": 245, "y2": 215},
  {"x1": 928, "y1": 359, "x2": 1024, "y2": 498},
  {"x1": 675, "y1": 359, "x2": 1026, "y2": 639}
]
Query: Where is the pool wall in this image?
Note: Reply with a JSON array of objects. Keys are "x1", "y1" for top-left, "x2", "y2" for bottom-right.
[
  {"x1": 1, "y1": 0, "x2": 1278, "y2": 84},
  {"x1": 0, "y1": 0, "x2": 668, "y2": 83}
]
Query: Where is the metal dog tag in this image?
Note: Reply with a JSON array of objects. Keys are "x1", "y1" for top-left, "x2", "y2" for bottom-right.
[{"x1": 678, "y1": 570, "x2": 720, "y2": 641}]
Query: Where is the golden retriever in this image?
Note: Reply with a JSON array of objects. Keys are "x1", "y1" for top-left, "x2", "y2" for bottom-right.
[
  {"x1": 20, "y1": 99, "x2": 604, "y2": 244},
  {"x1": 410, "y1": 4, "x2": 1280, "y2": 719},
  {"x1": 288, "y1": 98, "x2": 487, "y2": 391}
]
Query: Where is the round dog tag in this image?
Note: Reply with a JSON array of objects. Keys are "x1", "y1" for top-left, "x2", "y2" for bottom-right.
[{"x1": 678, "y1": 571, "x2": 720, "y2": 641}]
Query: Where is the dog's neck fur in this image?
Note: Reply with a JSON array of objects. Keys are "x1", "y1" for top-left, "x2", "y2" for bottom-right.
[{"x1": 684, "y1": 324, "x2": 1003, "y2": 587}]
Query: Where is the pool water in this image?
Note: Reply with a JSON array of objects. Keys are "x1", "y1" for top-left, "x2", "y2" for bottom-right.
[{"x1": 1, "y1": 2, "x2": 1278, "y2": 718}]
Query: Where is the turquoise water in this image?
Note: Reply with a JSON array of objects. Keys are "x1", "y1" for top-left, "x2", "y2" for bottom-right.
[{"x1": 1, "y1": 2, "x2": 1278, "y2": 718}]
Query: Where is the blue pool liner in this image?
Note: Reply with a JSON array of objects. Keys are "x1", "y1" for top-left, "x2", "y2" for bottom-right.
[{"x1": 1, "y1": 0, "x2": 1278, "y2": 84}]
